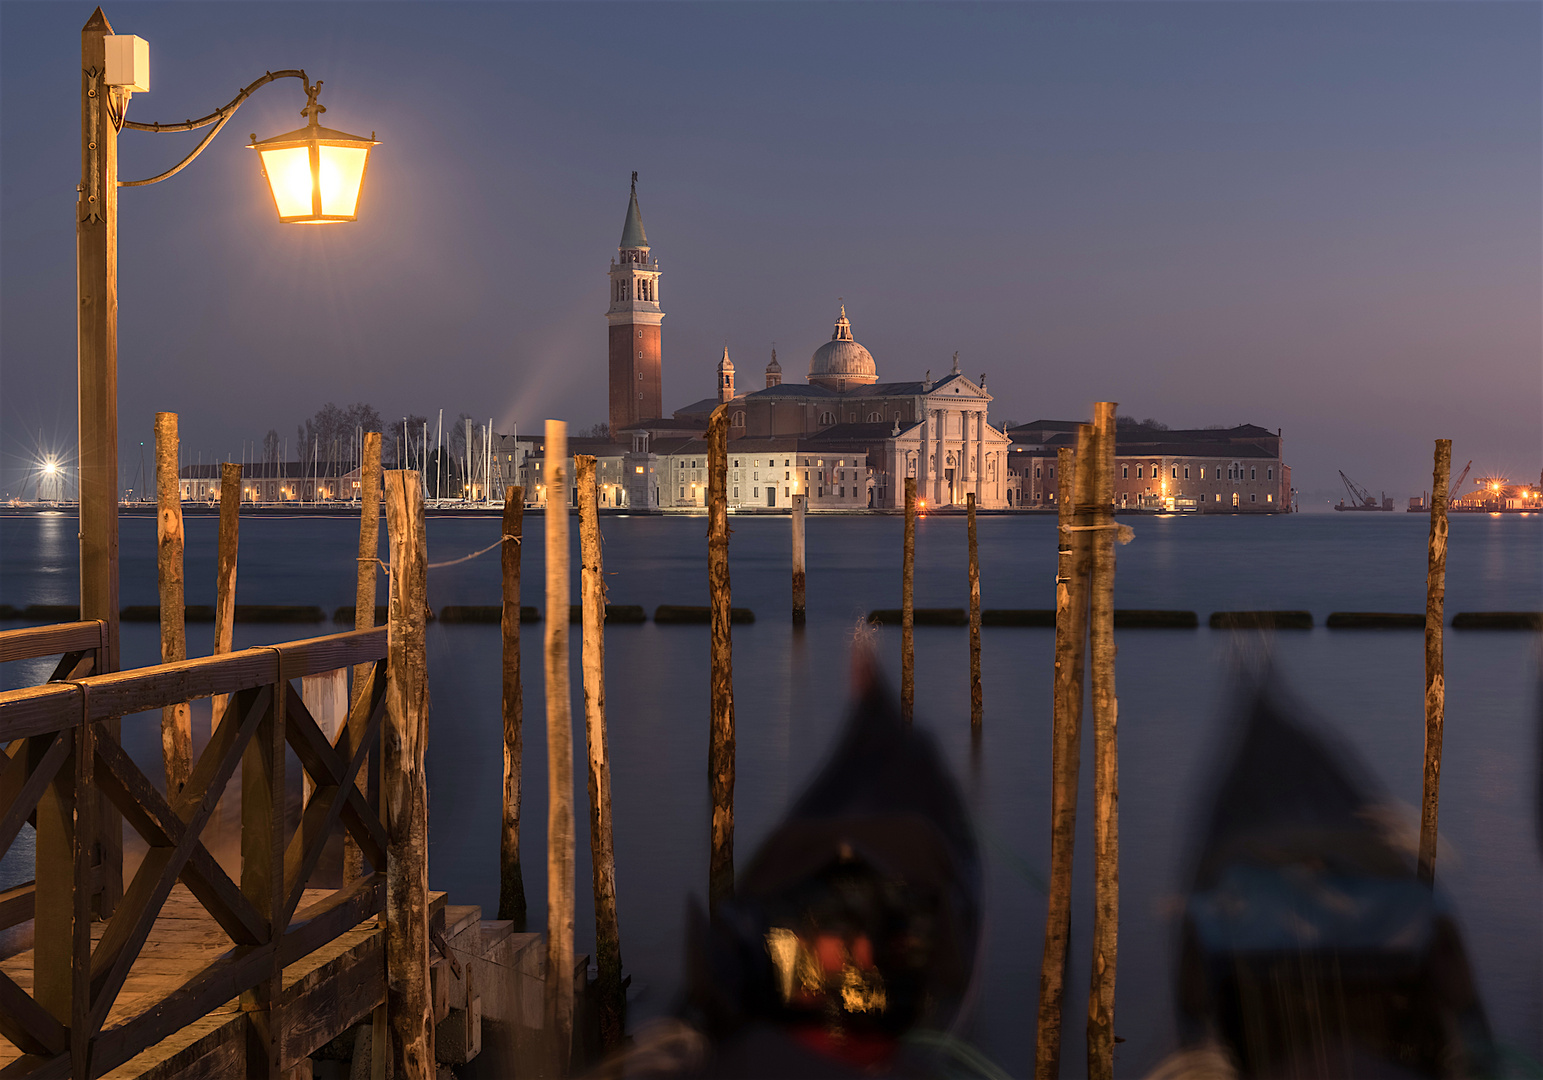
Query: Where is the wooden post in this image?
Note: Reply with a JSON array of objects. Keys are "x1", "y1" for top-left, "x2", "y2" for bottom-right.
[
  {"x1": 346, "y1": 432, "x2": 382, "y2": 883},
  {"x1": 967, "y1": 492, "x2": 981, "y2": 728},
  {"x1": 1086, "y1": 402, "x2": 1120, "y2": 1080},
  {"x1": 577, "y1": 457, "x2": 624, "y2": 1047},
  {"x1": 901, "y1": 477, "x2": 916, "y2": 723},
  {"x1": 1035, "y1": 439, "x2": 1090, "y2": 1080},
  {"x1": 1419, "y1": 439, "x2": 1451, "y2": 886},
  {"x1": 155, "y1": 412, "x2": 192, "y2": 796},
  {"x1": 78, "y1": 7, "x2": 119, "y2": 675},
  {"x1": 211, "y1": 462, "x2": 242, "y2": 728},
  {"x1": 383, "y1": 470, "x2": 435, "y2": 1080},
  {"x1": 791, "y1": 493, "x2": 807, "y2": 624},
  {"x1": 707, "y1": 406, "x2": 736, "y2": 906},
  {"x1": 543, "y1": 421, "x2": 576, "y2": 1073},
  {"x1": 499, "y1": 486, "x2": 527, "y2": 928}
]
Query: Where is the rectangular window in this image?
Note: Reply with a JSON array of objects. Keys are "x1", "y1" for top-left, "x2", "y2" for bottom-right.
[
  {"x1": 733, "y1": 487, "x2": 738, "y2": 498},
  {"x1": 1250, "y1": 493, "x2": 1257, "y2": 502},
  {"x1": 1250, "y1": 467, "x2": 1256, "y2": 480},
  {"x1": 1122, "y1": 465, "x2": 1129, "y2": 479},
  {"x1": 1199, "y1": 467, "x2": 1204, "y2": 478},
  {"x1": 1049, "y1": 465, "x2": 1055, "y2": 478},
  {"x1": 1136, "y1": 465, "x2": 1143, "y2": 478},
  {"x1": 679, "y1": 488, "x2": 685, "y2": 498},
  {"x1": 1035, "y1": 466, "x2": 1041, "y2": 478},
  {"x1": 819, "y1": 487, "x2": 824, "y2": 496},
  {"x1": 753, "y1": 488, "x2": 759, "y2": 497},
  {"x1": 1215, "y1": 493, "x2": 1221, "y2": 502},
  {"x1": 1184, "y1": 466, "x2": 1190, "y2": 479},
  {"x1": 840, "y1": 486, "x2": 846, "y2": 497},
  {"x1": 1172, "y1": 466, "x2": 1178, "y2": 478},
  {"x1": 1268, "y1": 493, "x2": 1274, "y2": 503},
  {"x1": 1267, "y1": 467, "x2": 1273, "y2": 480}
]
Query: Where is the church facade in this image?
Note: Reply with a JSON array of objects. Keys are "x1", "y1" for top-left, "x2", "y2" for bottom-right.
[
  {"x1": 675, "y1": 307, "x2": 1012, "y2": 509},
  {"x1": 600, "y1": 178, "x2": 1010, "y2": 511}
]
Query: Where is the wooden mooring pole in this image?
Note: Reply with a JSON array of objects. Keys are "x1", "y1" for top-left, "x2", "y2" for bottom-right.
[
  {"x1": 384, "y1": 469, "x2": 434, "y2": 1079},
  {"x1": 1086, "y1": 402, "x2": 1120, "y2": 1080},
  {"x1": 499, "y1": 485, "x2": 527, "y2": 928},
  {"x1": 577, "y1": 456, "x2": 624, "y2": 1047},
  {"x1": 155, "y1": 412, "x2": 191, "y2": 796},
  {"x1": 346, "y1": 432, "x2": 382, "y2": 883},
  {"x1": 1035, "y1": 440, "x2": 1089, "y2": 1079},
  {"x1": 544, "y1": 421, "x2": 577, "y2": 1072},
  {"x1": 967, "y1": 492, "x2": 981, "y2": 728},
  {"x1": 210, "y1": 461, "x2": 241, "y2": 728},
  {"x1": 902, "y1": 476, "x2": 916, "y2": 723},
  {"x1": 792, "y1": 492, "x2": 807, "y2": 624},
  {"x1": 708, "y1": 406, "x2": 736, "y2": 906},
  {"x1": 1419, "y1": 439, "x2": 1451, "y2": 886}
]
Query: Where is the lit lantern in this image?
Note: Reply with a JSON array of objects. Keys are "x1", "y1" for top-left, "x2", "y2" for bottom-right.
[{"x1": 249, "y1": 83, "x2": 377, "y2": 223}]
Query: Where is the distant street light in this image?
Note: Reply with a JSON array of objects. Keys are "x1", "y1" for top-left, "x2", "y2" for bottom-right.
[{"x1": 77, "y1": 7, "x2": 379, "y2": 667}]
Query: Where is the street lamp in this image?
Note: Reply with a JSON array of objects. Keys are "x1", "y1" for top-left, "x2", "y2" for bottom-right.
[
  {"x1": 77, "y1": 7, "x2": 378, "y2": 671},
  {"x1": 249, "y1": 81, "x2": 377, "y2": 223}
]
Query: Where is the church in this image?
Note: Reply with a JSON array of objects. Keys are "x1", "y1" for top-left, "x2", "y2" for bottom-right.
[{"x1": 600, "y1": 178, "x2": 1012, "y2": 511}]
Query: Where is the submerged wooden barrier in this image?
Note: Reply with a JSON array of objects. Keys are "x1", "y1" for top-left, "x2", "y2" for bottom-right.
[
  {"x1": 1326, "y1": 612, "x2": 1424, "y2": 629},
  {"x1": 438, "y1": 605, "x2": 533, "y2": 624},
  {"x1": 1209, "y1": 610, "x2": 1313, "y2": 630},
  {"x1": 873, "y1": 608, "x2": 1196, "y2": 628},
  {"x1": 655, "y1": 605, "x2": 754, "y2": 625},
  {"x1": 1451, "y1": 611, "x2": 1542, "y2": 630}
]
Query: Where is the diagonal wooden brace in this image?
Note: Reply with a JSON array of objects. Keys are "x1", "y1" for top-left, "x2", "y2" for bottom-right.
[
  {"x1": 86, "y1": 688, "x2": 271, "y2": 1034},
  {"x1": 283, "y1": 678, "x2": 387, "y2": 872}
]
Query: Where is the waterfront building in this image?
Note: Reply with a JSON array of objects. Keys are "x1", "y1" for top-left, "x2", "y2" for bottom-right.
[
  {"x1": 177, "y1": 461, "x2": 360, "y2": 503},
  {"x1": 1006, "y1": 422, "x2": 1293, "y2": 512}
]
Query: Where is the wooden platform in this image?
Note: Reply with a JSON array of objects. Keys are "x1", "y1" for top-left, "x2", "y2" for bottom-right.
[{"x1": 0, "y1": 885, "x2": 446, "y2": 1079}]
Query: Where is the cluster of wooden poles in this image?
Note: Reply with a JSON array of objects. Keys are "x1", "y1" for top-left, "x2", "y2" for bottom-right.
[{"x1": 145, "y1": 399, "x2": 1459, "y2": 1078}]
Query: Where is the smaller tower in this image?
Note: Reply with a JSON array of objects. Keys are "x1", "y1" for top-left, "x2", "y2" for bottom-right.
[
  {"x1": 765, "y1": 348, "x2": 782, "y2": 388},
  {"x1": 717, "y1": 346, "x2": 736, "y2": 403}
]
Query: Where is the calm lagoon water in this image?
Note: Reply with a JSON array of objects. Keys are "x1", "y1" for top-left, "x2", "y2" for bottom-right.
[{"x1": 2, "y1": 509, "x2": 1540, "y2": 1076}]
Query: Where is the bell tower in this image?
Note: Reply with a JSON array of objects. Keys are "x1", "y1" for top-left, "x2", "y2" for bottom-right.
[{"x1": 607, "y1": 173, "x2": 663, "y2": 434}]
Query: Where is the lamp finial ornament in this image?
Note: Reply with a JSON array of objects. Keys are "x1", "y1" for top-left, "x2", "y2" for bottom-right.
[{"x1": 301, "y1": 79, "x2": 326, "y2": 125}]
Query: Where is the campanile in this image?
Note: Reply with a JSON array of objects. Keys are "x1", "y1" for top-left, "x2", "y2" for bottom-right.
[{"x1": 607, "y1": 173, "x2": 663, "y2": 434}]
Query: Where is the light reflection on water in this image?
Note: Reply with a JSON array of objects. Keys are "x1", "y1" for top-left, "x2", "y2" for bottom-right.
[{"x1": 0, "y1": 511, "x2": 1539, "y2": 1075}]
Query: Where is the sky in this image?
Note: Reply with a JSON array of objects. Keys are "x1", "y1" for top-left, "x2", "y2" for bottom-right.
[{"x1": 2, "y1": 2, "x2": 1538, "y2": 502}]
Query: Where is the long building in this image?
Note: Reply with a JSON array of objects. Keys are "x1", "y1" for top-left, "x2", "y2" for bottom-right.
[{"x1": 1005, "y1": 422, "x2": 1293, "y2": 512}]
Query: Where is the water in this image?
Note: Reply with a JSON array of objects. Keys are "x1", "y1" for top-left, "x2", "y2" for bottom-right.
[{"x1": 2, "y1": 509, "x2": 1540, "y2": 1076}]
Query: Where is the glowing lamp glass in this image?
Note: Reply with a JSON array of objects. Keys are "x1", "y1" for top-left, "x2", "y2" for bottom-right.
[{"x1": 250, "y1": 120, "x2": 377, "y2": 224}]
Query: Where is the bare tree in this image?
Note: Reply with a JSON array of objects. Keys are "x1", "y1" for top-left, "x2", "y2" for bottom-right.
[{"x1": 262, "y1": 429, "x2": 280, "y2": 464}]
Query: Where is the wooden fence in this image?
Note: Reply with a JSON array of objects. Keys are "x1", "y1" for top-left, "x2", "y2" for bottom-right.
[{"x1": 0, "y1": 620, "x2": 390, "y2": 1079}]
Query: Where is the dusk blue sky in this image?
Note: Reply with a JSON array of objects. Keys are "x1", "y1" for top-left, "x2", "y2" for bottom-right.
[{"x1": 2, "y1": 2, "x2": 1538, "y2": 501}]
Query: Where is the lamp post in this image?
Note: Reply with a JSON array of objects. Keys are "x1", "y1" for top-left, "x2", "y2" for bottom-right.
[{"x1": 77, "y1": 6, "x2": 376, "y2": 671}]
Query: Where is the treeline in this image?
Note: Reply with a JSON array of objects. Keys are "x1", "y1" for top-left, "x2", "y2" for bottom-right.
[{"x1": 255, "y1": 404, "x2": 488, "y2": 471}]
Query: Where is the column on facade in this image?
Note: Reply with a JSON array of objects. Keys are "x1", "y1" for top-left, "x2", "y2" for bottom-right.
[
  {"x1": 917, "y1": 411, "x2": 929, "y2": 500},
  {"x1": 975, "y1": 411, "x2": 984, "y2": 503},
  {"x1": 933, "y1": 410, "x2": 945, "y2": 506}
]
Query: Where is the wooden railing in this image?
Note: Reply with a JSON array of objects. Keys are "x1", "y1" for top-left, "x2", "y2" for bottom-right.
[
  {"x1": 0, "y1": 622, "x2": 117, "y2": 935},
  {"x1": 0, "y1": 624, "x2": 389, "y2": 1079}
]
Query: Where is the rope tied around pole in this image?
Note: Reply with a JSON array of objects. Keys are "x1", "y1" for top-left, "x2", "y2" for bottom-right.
[{"x1": 361, "y1": 534, "x2": 520, "y2": 573}]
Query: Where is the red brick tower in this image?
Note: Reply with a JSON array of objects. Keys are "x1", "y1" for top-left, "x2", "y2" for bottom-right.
[{"x1": 607, "y1": 173, "x2": 663, "y2": 434}]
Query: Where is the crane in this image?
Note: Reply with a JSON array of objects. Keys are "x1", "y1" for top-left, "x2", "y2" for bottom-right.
[
  {"x1": 1447, "y1": 460, "x2": 1472, "y2": 502},
  {"x1": 1338, "y1": 471, "x2": 1378, "y2": 509}
]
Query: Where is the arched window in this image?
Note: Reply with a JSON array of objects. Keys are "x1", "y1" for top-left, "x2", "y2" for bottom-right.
[{"x1": 820, "y1": 411, "x2": 835, "y2": 425}]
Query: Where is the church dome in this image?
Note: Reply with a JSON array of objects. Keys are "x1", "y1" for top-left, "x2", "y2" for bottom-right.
[{"x1": 809, "y1": 304, "x2": 878, "y2": 389}]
